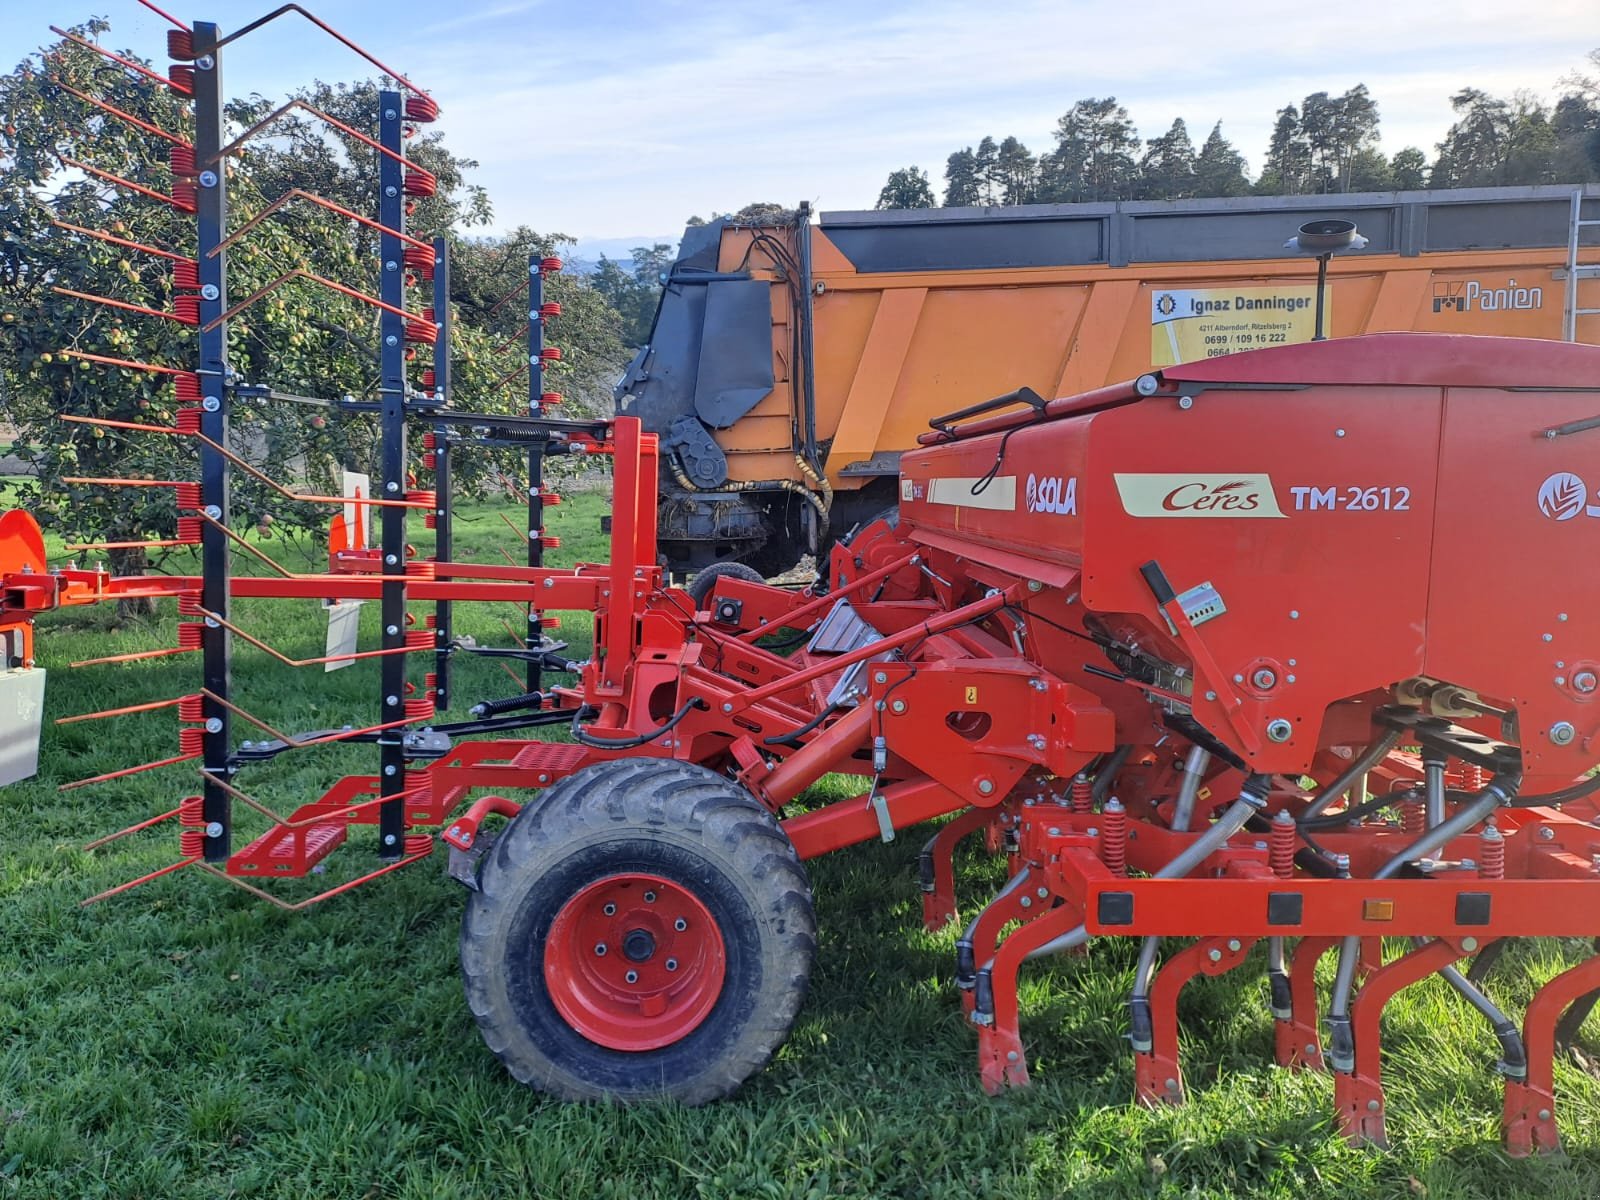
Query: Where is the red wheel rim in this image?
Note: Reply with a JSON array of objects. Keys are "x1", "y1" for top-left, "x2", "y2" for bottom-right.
[{"x1": 543, "y1": 872, "x2": 727, "y2": 1051}]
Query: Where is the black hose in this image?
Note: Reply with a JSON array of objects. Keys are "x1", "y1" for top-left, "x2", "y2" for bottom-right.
[
  {"x1": 762, "y1": 703, "x2": 840, "y2": 748},
  {"x1": 1508, "y1": 770, "x2": 1600, "y2": 808},
  {"x1": 1298, "y1": 789, "x2": 1419, "y2": 830},
  {"x1": 1091, "y1": 744, "x2": 1133, "y2": 805},
  {"x1": 570, "y1": 698, "x2": 706, "y2": 749}
]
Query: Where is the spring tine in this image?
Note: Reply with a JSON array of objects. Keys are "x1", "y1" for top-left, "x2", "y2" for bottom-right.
[
  {"x1": 52, "y1": 285, "x2": 197, "y2": 325},
  {"x1": 52, "y1": 221, "x2": 193, "y2": 264},
  {"x1": 49, "y1": 79, "x2": 190, "y2": 144},
  {"x1": 211, "y1": 188, "x2": 433, "y2": 256},
  {"x1": 81, "y1": 805, "x2": 184, "y2": 851},
  {"x1": 48, "y1": 26, "x2": 179, "y2": 90},
  {"x1": 59, "y1": 157, "x2": 194, "y2": 211},
  {"x1": 59, "y1": 750, "x2": 201, "y2": 791},
  {"x1": 56, "y1": 694, "x2": 191, "y2": 725},
  {"x1": 193, "y1": 607, "x2": 425, "y2": 668},
  {"x1": 136, "y1": 0, "x2": 190, "y2": 31},
  {"x1": 79, "y1": 858, "x2": 197, "y2": 907},
  {"x1": 213, "y1": 6, "x2": 433, "y2": 102},
  {"x1": 218, "y1": 99, "x2": 430, "y2": 173}
]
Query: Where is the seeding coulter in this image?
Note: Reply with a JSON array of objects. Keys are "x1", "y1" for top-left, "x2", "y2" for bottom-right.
[{"x1": 7, "y1": 7, "x2": 1600, "y2": 1158}]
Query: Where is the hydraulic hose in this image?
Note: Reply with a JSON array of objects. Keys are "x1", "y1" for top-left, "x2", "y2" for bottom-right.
[{"x1": 570, "y1": 698, "x2": 706, "y2": 749}]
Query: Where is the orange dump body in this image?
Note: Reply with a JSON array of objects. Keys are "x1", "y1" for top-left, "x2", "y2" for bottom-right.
[{"x1": 619, "y1": 185, "x2": 1600, "y2": 574}]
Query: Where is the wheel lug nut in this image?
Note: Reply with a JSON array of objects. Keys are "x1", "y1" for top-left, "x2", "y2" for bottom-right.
[
  {"x1": 594, "y1": 943, "x2": 606, "y2": 956},
  {"x1": 644, "y1": 891, "x2": 656, "y2": 903},
  {"x1": 666, "y1": 958, "x2": 678, "y2": 971},
  {"x1": 603, "y1": 903, "x2": 616, "y2": 915},
  {"x1": 625, "y1": 970, "x2": 638, "y2": 984},
  {"x1": 674, "y1": 918, "x2": 687, "y2": 931}
]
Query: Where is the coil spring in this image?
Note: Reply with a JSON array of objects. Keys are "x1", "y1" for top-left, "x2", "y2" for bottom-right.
[
  {"x1": 175, "y1": 516, "x2": 203, "y2": 543},
  {"x1": 404, "y1": 95, "x2": 440, "y2": 123},
  {"x1": 1269, "y1": 814, "x2": 1296, "y2": 879},
  {"x1": 419, "y1": 370, "x2": 437, "y2": 391},
  {"x1": 403, "y1": 834, "x2": 433, "y2": 857},
  {"x1": 421, "y1": 430, "x2": 438, "y2": 448},
  {"x1": 1070, "y1": 773, "x2": 1092, "y2": 813},
  {"x1": 167, "y1": 29, "x2": 196, "y2": 59},
  {"x1": 403, "y1": 244, "x2": 436, "y2": 278},
  {"x1": 406, "y1": 560, "x2": 438, "y2": 580},
  {"x1": 177, "y1": 622, "x2": 205, "y2": 649},
  {"x1": 540, "y1": 391, "x2": 563, "y2": 406},
  {"x1": 421, "y1": 452, "x2": 437, "y2": 470},
  {"x1": 424, "y1": 613, "x2": 438, "y2": 629},
  {"x1": 175, "y1": 408, "x2": 203, "y2": 433},
  {"x1": 1479, "y1": 825, "x2": 1505, "y2": 879},
  {"x1": 1403, "y1": 796, "x2": 1427, "y2": 835},
  {"x1": 167, "y1": 66, "x2": 195, "y2": 96},
  {"x1": 173, "y1": 482, "x2": 201, "y2": 510},
  {"x1": 539, "y1": 490, "x2": 562, "y2": 505},
  {"x1": 174, "y1": 372, "x2": 202, "y2": 403},
  {"x1": 178, "y1": 727, "x2": 205, "y2": 755},
  {"x1": 179, "y1": 795, "x2": 204, "y2": 824},
  {"x1": 179, "y1": 828, "x2": 206, "y2": 857},
  {"x1": 1101, "y1": 799, "x2": 1127, "y2": 875},
  {"x1": 540, "y1": 256, "x2": 563, "y2": 274},
  {"x1": 172, "y1": 259, "x2": 200, "y2": 289},
  {"x1": 403, "y1": 167, "x2": 438, "y2": 198},
  {"x1": 539, "y1": 346, "x2": 562, "y2": 362},
  {"x1": 170, "y1": 181, "x2": 198, "y2": 213},
  {"x1": 404, "y1": 315, "x2": 439, "y2": 344},
  {"x1": 172, "y1": 295, "x2": 200, "y2": 325},
  {"x1": 404, "y1": 697, "x2": 435, "y2": 722},
  {"x1": 177, "y1": 591, "x2": 202, "y2": 614},
  {"x1": 539, "y1": 301, "x2": 562, "y2": 318},
  {"x1": 169, "y1": 143, "x2": 196, "y2": 178},
  {"x1": 177, "y1": 693, "x2": 205, "y2": 721},
  {"x1": 406, "y1": 628, "x2": 434, "y2": 648}
]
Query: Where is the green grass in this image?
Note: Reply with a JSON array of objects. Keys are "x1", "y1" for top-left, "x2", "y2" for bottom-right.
[{"x1": 4, "y1": 493, "x2": 1600, "y2": 1198}]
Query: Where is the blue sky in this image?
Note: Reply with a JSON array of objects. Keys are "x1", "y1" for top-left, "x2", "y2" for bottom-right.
[{"x1": 3, "y1": 0, "x2": 1597, "y2": 252}]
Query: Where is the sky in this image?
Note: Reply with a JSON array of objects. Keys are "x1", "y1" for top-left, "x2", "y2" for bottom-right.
[{"x1": 3, "y1": 0, "x2": 1598, "y2": 254}]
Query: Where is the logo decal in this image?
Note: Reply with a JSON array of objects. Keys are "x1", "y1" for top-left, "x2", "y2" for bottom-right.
[
  {"x1": 1538, "y1": 472, "x2": 1591, "y2": 521},
  {"x1": 1025, "y1": 473, "x2": 1077, "y2": 516},
  {"x1": 1432, "y1": 278, "x2": 1543, "y2": 314},
  {"x1": 1115, "y1": 473, "x2": 1286, "y2": 518}
]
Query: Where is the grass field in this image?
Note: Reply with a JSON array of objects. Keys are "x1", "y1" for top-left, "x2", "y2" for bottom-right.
[{"x1": 4, "y1": 488, "x2": 1600, "y2": 1198}]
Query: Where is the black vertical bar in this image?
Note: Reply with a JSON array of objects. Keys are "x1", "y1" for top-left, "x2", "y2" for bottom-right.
[
  {"x1": 192, "y1": 24, "x2": 231, "y2": 863},
  {"x1": 525, "y1": 255, "x2": 545, "y2": 694},
  {"x1": 377, "y1": 91, "x2": 408, "y2": 860},
  {"x1": 430, "y1": 236, "x2": 452, "y2": 710}
]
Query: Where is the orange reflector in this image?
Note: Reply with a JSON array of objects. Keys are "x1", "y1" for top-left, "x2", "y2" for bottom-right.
[{"x1": 1362, "y1": 899, "x2": 1396, "y2": 921}]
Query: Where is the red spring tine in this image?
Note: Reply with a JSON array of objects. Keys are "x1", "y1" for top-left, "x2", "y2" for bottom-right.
[
  {"x1": 177, "y1": 727, "x2": 205, "y2": 755},
  {"x1": 404, "y1": 698, "x2": 434, "y2": 721},
  {"x1": 540, "y1": 256, "x2": 563, "y2": 273},
  {"x1": 424, "y1": 613, "x2": 437, "y2": 629},
  {"x1": 172, "y1": 296, "x2": 200, "y2": 325},
  {"x1": 172, "y1": 259, "x2": 200, "y2": 289},
  {"x1": 541, "y1": 392, "x2": 563, "y2": 406},
  {"x1": 168, "y1": 65, "x2": 195, "y2": 96},
  {"x1": 178, "y1": 592, "x2": 203, "y2": 615},
  {"x1": 175, "y1": 517, "x2": 203, "y2": 543},
  {"x1": 174, "y1": 482, "x2": 201, "y2": 510},
  {"x1": 175, "y1": 408, "x2": 203, "y2": 433},
  {"x1": 177, "y1": 622, "x2": 205, "y2": 648},
  {"x1": 179, "y1": 829, "x2": 205, "y2": 857},
  {"x1": 177, "y1": 694, "x2": 205, "y2": 721},
  {"x1": 169, "y1": 143, "x2": 196, "y2": 177},
  {"x1": 540, "y1": 302, "x2": 562, "y2": 318},
  {"x1": 421, "y1": 430, "x2": 437, "y2": 448},
  {"x1": 179, "y1": 795, "x2": 204, "y2": 824},
  {"x1": 175, "y1": 373, "x2": 202, "y2": 402},
  {"x1": 403, "y1": 834, "x2": 433, "y2": 857},
  {"x1": 540, "y1": 347, "x2": 562, "y2": 361},
  {"x1": 405, "y1": 628, "x2": 433, "y2": 649},
  {"x1": 167, "y1": 28, "x2": 195, "y2": 59}
]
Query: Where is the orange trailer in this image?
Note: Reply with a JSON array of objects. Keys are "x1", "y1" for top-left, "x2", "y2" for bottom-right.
[{"x1": 618, "y1": 184, "x2": 1600, "y2": 574}]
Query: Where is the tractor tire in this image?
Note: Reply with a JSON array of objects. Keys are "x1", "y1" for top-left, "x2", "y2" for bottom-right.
[
  {"x1": 687, "y1": 560, "x2": 765, "y2": 609},
  {"x1": 460, "y1": 758, "x2": 815, "y2": 1104}
]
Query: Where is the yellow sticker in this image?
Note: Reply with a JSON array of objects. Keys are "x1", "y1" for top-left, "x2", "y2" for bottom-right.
[
  {"x1": 1197, "y1": 785, "x2": 1212, "y2": 801},
  {"x1": 965, "y1": 686, "x2": 979, "y2": 705}
]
